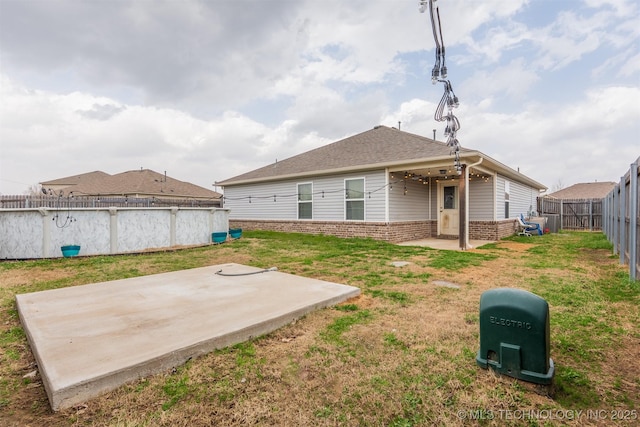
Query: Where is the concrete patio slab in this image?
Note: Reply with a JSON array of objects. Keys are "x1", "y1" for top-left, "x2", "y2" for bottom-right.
[{"x1": 16, "y1": 263, "x2": 360, "y2": 411}]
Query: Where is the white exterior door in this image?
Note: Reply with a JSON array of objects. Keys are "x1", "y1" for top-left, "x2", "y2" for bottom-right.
[{"x1": 438, "y1": 182, "x2": 459, "y2": 236}]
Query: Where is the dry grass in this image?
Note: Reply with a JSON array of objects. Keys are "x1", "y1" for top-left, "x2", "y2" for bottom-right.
[{"x1": 0, "y1": 231, "x2": 638, "y2": 426}]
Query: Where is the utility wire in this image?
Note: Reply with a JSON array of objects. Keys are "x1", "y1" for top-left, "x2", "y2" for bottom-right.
[{"x1": 420, "y1": 0, "x2": 462, "y2": 174}]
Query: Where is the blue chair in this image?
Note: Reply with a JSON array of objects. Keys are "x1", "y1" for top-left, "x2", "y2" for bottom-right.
[{"x1": 520, "y1": 214, "x2": 542, "y2": 235}]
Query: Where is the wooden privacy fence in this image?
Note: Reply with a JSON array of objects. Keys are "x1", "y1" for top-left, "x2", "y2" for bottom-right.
[
  {"x1": 603, "y1": 157, "x2": 639, "y2": 281},
  {"x1": 0, "y1": 195, "x2": 221, "y2": 209},
  {"x1": 537, "y1": 197, "x2": 603, "y2": 231}
]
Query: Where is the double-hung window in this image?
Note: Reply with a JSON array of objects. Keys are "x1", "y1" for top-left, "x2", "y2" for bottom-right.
[
  {"x1": 298, "y1": 183, "x2": 313, "y2": 219},
  {"x1": 504, "y1": 181, "x2": 510, "y2": 219},
  {"x1": 345, "y1": 178, "x2": 365, "y2": 220}
]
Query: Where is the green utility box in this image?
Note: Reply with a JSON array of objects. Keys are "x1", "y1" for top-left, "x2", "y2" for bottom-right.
[{"x1": 476, "y1": 288, "x2": 554, "y2": 384}]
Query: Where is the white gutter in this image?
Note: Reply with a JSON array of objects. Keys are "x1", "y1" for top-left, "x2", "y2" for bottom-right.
[{"x1": 464, "y1": 157, "x2": 484, "y2": 250}]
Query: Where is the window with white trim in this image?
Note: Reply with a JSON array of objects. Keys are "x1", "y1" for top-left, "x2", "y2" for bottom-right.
[
  {"x1": 345, "y1": 178, "x2": 365, "y2": 220},
  {"x1": 297, "y1": 182, "x2": 313, "y2": 219},
  {"x1": 504, "y1": 181, "x2": 510, "y2": 218}
]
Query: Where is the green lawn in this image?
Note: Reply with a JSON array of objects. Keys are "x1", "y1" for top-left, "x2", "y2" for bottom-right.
[{"x1": 0, "y1": 231, "x2": 638, "y2": 426}]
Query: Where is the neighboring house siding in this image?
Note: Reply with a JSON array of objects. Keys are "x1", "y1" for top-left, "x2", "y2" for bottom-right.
[
  {"x1": 389, "y1": 177, "x2": 430, "y2": 222},
  {"x1": 469, "y1": 177, "x2": 494, "y2": 221},
  {"x1": 223, "y1": 170, "x2": 387, "y2": 222}
]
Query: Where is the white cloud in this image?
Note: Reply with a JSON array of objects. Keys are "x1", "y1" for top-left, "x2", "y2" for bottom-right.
[
  {"x1": 458, "y1": 58, "x2": 539, "y2": 101},
  {"x1": 1, "y1": 0, "x2": 638, "y2": 196}
]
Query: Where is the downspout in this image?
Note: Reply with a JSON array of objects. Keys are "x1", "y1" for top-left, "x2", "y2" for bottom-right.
[
  {"x1": 464, "y1": 157, "x2": 484, "y2": 250},
  {"x1": 384, "y1": 168, "x2": 390, "y2": 223}
]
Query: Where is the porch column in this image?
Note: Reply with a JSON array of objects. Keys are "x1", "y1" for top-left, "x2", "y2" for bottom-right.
[{"x1": 459, "y1": 164, "x2": 467, "y2": 250}]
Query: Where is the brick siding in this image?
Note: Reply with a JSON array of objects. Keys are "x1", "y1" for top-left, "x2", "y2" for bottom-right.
[
  {"x1": 469, "y1": 219, "x2": 518, "y2": 240},
  {"x1": 230, "y1": 219, "x2": 517, "y2": 243}
]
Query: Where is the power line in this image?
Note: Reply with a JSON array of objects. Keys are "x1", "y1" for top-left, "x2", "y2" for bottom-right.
[{"x1": 420, "y1": 0, "x2": 462, "y2": 175}]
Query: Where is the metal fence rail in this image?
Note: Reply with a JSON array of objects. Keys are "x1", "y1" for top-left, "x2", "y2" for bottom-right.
[
  {"x1": 537, "y1": 197, "x2": 603, "y2": 231},
  {"x1": 0, "y1": 195, "x2": 220, "y2": 209},
  {"x1": 603, "y1": 157, "x2": 639, "y2": 281}
]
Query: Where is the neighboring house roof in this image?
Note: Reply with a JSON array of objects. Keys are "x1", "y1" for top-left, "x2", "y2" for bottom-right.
[
  {"x1": 217, "y1": 125, "x2": 547, "y2": 191},
  {"x1": 41, "y1": 169, "x2": 222, "y2": 200},
  {"x1": 40, "y1": 171, "x2": 111, "y2": 188},
  {"x1": 545, "y1": 182, "x2": 616, "y2": 200}
]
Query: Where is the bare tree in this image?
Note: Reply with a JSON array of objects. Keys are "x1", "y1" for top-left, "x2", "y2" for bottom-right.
[
  {"x1": 551, "y1": 179, "x2": 565, "y2": 193},
  {"x1": 26, "y1": 184, "x2": 43, "y2": 196}
]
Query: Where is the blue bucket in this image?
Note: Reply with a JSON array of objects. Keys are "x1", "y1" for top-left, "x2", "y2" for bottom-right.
[
  {"x1": 61, "y1": 245, "x2": 81, "y2": 257},
  {"x1": 229, "y1": 228, "x2": 242, "y2": 239},
  {"x1": 212, "y1": 232, "x2": 227, "y2": 243}
]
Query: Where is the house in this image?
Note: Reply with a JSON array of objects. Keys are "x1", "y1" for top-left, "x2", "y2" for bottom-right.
[
  {"x1": 40, "y1": 169, "x2": 222, "y2": 206},
  {"x1": 538, "y1": 181, "x2": 616, "y2": 231},
  {"x1": 543, "y1": 182, "x2": 616, "y2": 200},
  {"x1": 216, "y1": 126, "x2": 547, "y2": 247}
]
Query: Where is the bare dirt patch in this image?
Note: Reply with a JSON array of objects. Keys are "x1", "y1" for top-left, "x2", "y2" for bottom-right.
[
  {"x1": 1, "y1": 236, "x2": 638, "y2": 426},
  {"x1": 0, "y1": 268, "x2": 74, "y2": 289}
]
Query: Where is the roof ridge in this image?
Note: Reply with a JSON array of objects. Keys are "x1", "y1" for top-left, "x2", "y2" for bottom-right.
[{"x1": 217, "y1": 126, "x2": 474, "y2": 185}]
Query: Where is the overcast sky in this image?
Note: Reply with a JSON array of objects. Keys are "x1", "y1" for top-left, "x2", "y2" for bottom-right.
[{"x1": 1, "y1": 0, "x2": 638, "y2": 195}]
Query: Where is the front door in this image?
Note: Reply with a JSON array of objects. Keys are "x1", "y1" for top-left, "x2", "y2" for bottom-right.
[{"x1": 438, "y1": 182, "x2": 459, "y2": 236}]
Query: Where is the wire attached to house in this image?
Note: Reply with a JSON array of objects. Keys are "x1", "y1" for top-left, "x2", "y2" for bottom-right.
[
  {"x1": 220, "y1": 180, "x2": 404, "y2": 203},
  {"x1": 220, "y1": 171, "x2": 486, "y2": 204},
  {"x1": 420, "y1": 0, "x2": 462, "y2": 174}
]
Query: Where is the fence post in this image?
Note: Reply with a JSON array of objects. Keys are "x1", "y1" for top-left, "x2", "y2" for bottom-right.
[
  {"x1": 619, "y1": 175, "x2": 626, "y2": 266},
  {"x1": 608, "y1": 193, "x2": 612, "y2": 238},
  {"x1": 603, "y1": 195, "x2": 607, "y2": 236},
  {"x1": 613, "y1": 184, "x2": 619, "y2": 255},
  {"x1": 39, "y1": 209, "x2": 51, "y2": 258},
  {"x1": 629, "y1": 161, "x2": 638, "y2": 280},
  {"x1": 109, "y1": 208, "x2": 118, "y2": 254},
  {"x1": 170, "y1": 207, "x2": 178, "y2": 247}
]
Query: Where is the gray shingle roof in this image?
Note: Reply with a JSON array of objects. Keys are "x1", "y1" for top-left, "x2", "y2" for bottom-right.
[
  {"x1": 545, "y1": 182, "x2": 616, "y2": 200},
  {"x1": 217, "y1": 125, "x2": 473, "y2": 185},
  {"x1": 41, "y1": 169, "x2": 221, "y2": 199},
  {"x1": 41, "y1": 171, "x2": 111, "y2": 187}
]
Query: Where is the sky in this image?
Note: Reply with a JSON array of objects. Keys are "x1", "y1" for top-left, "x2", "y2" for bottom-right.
[{"x1": 0, "y1": 0, "x2": 638, "y2": 196}]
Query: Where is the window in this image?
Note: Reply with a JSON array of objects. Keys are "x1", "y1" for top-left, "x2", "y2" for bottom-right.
[
  {"x1": 504, "y1": 181, "x2": 510, "y2": 218},
  {"x1": 345, "y1": 178, "x2": 365, "y2": 220},
  {"x1": 443, "y1": 186, "x2": 457, "y2": 209},
  {"x1": 298, "y1": 183, "x2": 312, "y2": 219}
]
